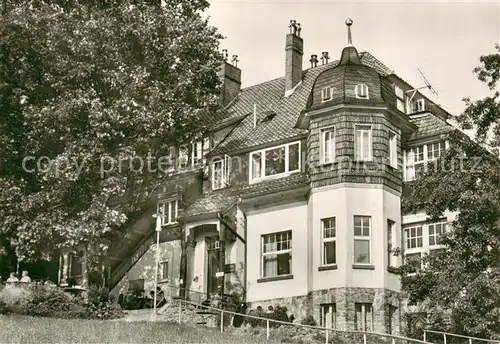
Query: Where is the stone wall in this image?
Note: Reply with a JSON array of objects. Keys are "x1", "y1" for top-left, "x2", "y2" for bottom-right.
[{"x1": 247, "y1": 287, "x2": 403, "y2": 335}]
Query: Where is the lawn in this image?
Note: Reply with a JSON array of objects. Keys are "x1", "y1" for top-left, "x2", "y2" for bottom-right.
[{"x1": 0, "y1": 315, "x2": 283, "y2": 344}]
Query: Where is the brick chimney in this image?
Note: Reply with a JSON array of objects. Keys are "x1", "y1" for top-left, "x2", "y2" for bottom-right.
[
  {"x1": 218, "y1": 50, "x2": 241, "y2": 107},
  {"x1": 285, "y1": 20, "x2": 303, "y2": 93}
]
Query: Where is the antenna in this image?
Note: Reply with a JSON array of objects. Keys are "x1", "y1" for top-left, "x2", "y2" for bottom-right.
[
  {"x1": 418, "y1": 69, "x2": 438, "y2": 97},
  {"x1": 405, "y1": 68, "x2": 438, "y2": 102}
]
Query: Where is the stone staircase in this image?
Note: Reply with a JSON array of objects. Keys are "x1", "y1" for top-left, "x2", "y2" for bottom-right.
[{"x1": 156, "y1": 299, "x2": 220, "y2": 327}]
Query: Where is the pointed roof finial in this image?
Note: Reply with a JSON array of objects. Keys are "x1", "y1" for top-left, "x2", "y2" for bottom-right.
[{"x1": 345, "y1": 18, "x2": 353, "y2": 46}]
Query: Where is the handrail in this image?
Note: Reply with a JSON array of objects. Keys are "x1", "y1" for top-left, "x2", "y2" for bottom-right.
[
  {"x1": 108, "y1": 230, "x2": 155, "y2": 290},
  {"x1": 424, "y1": 329, "x2": 500, "y2": 344},
  {"x1": 176, "y1": 298, "x2": 434, "y2": 344},
  {"x1": 165, "y1": 284, "x2": 232, "y2": 304}
]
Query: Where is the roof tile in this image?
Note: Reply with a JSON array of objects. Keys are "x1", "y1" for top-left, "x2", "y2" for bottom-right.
[{"x1": 212, "y1": 52, "x2": 393, "y2": 154}]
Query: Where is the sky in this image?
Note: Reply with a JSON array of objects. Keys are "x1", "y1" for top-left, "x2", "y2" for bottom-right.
[{"x1": 205, "y1": 0, "x2": 500, "y2": 118}]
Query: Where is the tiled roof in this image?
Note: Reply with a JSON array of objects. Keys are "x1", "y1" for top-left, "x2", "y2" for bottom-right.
[
  {"x1": 240, "y1": 173, "x2": 310, "y2": 199},
  {"x1": 409, "y1": 113, "x2": 455, "y2": 141},
  {"x1": 182, "y1": 173, "x2": 310, "y2": 218},
  {"x1": 211, "y1": 51, "x2": 393, "y2": 154},
  {"x1": 182, "y1": 188, "x2": 237, "y2": 218}
]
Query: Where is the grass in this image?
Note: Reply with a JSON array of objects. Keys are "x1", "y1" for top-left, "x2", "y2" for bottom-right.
[{"x1": 0, "y1": 315, "x2": 284, "y2": 344}]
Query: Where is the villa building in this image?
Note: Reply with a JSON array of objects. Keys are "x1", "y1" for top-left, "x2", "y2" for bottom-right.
[{"x1": 59, "y1": 19, "x2": 458, "y2": 335}]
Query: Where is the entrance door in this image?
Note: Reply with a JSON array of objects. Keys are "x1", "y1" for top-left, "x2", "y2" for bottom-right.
[{"x1": 207, "y1": 250, "x2": 220, "y2": 296}]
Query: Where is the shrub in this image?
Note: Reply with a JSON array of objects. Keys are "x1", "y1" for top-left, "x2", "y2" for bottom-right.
[
  {"x1": 83, "y1": 286, "x2": 124, "y2": 320},
  {"x1": 26, "y1": 284, "x2": 84, "y2": 319},
  {"x1": 0, "y1": 287, "x2": 30, "y2": 314},
  {"x1": 300, "y1": 315, "x2": 317, "y2": 326},
  {"x1": 0, "y1": 297, "x2": 7, "y2": 314}
]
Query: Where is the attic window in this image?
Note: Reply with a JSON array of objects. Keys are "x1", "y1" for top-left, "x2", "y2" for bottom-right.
[
  {"x1": 414, "y1": 99, "x2": 425, "y2": 112},
  {"x1": 260, "y1": 111, "x2": 277, "y2": 123},
  {"x1": 355, "y1": 84, "x2": 369, "y2": 99},
  {"x1": 321, "y1": 87, "x2": 333, "y2": 102}
]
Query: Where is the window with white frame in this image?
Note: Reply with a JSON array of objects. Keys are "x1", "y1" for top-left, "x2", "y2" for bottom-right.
[
  {"x1": 262, "y1": 231, "x2": 292, "y2": 278},
  {"x1": 428, "y1": 222, "x2": 446, "y2": 246},
  {"x1": 355, "y1": 84, "x2": 369, "y2": 99},
  {"x1": 405, "y1": 141, "x2": 446, "y2": 181},
  {"x1": 355, "y1": 303, "x2": 373, "y2": 331},
  {"x1": 354, "y1": 216, "x2": 371, "y2": 264},
  {"x1": 404, "y1": 221, "x2": 448, "y2": 272},
  {"x1": 179, "y1": 145, "x2": 189, "y2": 169},
  {"x1": 427, "y1": 141, "x2": 446, "y2": 160},
  {"x1": 321, "y1": 217, "x2": 336, "y2": 266},
  {"x1": 389, "y1": 131, "x2": 398, "y2": 168},
  {"x1": 414, "y1": 98, "x2": 425, "y2": 112},
  {"x1": 387, "y1": 219, "x2": 399, "y2": 269},
  {"x1": 159, "y1": 260, "x2": 169, "y2": 280},
  {"x1": 250, "y1": 141, "x2": 300, "y2": 182},
  {"x1": 191, "y1": 140, "x2": 203, "y2": 166},
  {"x1": 354, "y1": 125, "x2": 372, "y2": 161},
  {"x1": 321, "y1": 86, "x2": 333, "y2": 102},
  {"x1": 394, "y1": 85, "x2": 406, "y2": 113},
  {"x1": 157, "y1": 200, "x2": 178, "y2": 225},
  {"x1": 405, "y1": 225, "x2": 423, "y2": 249},
  {"x1": 321, "y1": 127, "x2": 335, "y2": 164},
  {"x1": 320, "y1": 303, "x2": 336, "y2": 329},
  {"x1": 212, "y1": 155, "x2": 231, "y2": 190}
]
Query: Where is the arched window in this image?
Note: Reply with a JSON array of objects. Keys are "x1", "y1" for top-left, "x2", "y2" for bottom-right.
[{"x1": 355, "y1": 84, "x2": 369, "y2": 99}]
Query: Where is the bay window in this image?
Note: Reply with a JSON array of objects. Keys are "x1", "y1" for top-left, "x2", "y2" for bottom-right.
[
  {"x1": 389, "y1": 131, "x2": 398, "y2": 168},
  {"x1": 250, "y1": 141, "x2": 300, "y2": 182},
  {"x1": 321, "y1": 127, "x2": 335, "y2": 164},
  {"x1": 387, "y1": 219, "x2": 399, "y2": 269},
  {"x1": 354, "y1": 216, "x2": 371, "y2": 264},
  {"x1": 321, "y1": 217, "x2": 336, "y2": 266},
  {"x1": 354, "y1": 125, "x2": 372, "y2": 161},
  {"x1": 262, "y1": 231, "x2": 292, "y2": 278}
]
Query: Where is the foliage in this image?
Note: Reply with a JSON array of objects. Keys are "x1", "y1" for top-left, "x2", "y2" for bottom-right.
[
  {"x1": 244, "y1": 304, "x2": 293, "y2": 328},
  {"x1": 402, "y1": 44, "x2": 500, "y2": 339},
  {"x1": 0, "y1": 285, "x2": 124, "y2": 319},
  {"x1": 0, "y1": 0, "x2": 223, "y2": 274},
  {"x1": 25, "y1": 284, "x2": 84, "y2": 318},
  {"x1": 300, "y1": 314, "x2": 317, "y2": 326}
]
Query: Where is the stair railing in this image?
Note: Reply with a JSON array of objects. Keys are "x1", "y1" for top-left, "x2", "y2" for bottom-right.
[
  {"x1": 108, "y1": 230, "x2": 155, "y2": 290},
  {"x1": 423, "y1": 330, "x2": 500, "y2": 344},
  {"x1": 175, "y1": 298, "x2": 435, "y2": 344}
]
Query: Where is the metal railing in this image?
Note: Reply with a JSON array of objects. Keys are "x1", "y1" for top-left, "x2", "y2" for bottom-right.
[
  {"x1": 424, "y1": 330, "x2": 500, "y2": 344},
  {"x1": 174, "y1": 298, "x2": 434, "y2": 344},
  {"x1": 108, "y1": 230, "x2": 155, "y2": 290}
]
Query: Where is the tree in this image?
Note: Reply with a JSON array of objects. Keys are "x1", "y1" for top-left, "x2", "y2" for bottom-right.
[
  {"x1": 0, "y1": 0, "x2": 223, "y2": 284},
  {"x1": 402, "y1": 44, "x2": 500, "y2": 339}
]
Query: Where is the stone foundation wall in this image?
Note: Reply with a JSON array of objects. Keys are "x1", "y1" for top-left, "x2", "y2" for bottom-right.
[{"x1": 246, "y1": 287, "x2": 403, "y2": 335}]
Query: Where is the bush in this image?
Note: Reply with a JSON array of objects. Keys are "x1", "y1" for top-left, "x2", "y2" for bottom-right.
[
  {"x1": 83, "y1": 286, "x2": 124, "y2": 320},
  {"x1": 0, "y1": 287, "x2": 30, "y2": 314},
  {"x1": 26, "y1": 284, "x2": 84, "y2": 319},
  {"x1": 300, "y1": 315, "x2": 317, "y2": 326},
  {"x1": 0, "y1": 297, "x2": 7, "y2": 314},
  {"x1": 0, "y1": 284, "x2": 124, "y2": 320}
]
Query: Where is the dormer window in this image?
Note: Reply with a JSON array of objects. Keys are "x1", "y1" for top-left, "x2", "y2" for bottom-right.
[
  {"x1": 321, "y1": 87, "x2": 333, "y2": 102},
  {"x1": 355, "y1": 84, "x2": 369, "y2": 99},
  {"x1": 414, "y1": 99, "x2": 425, "y2": 112}
]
